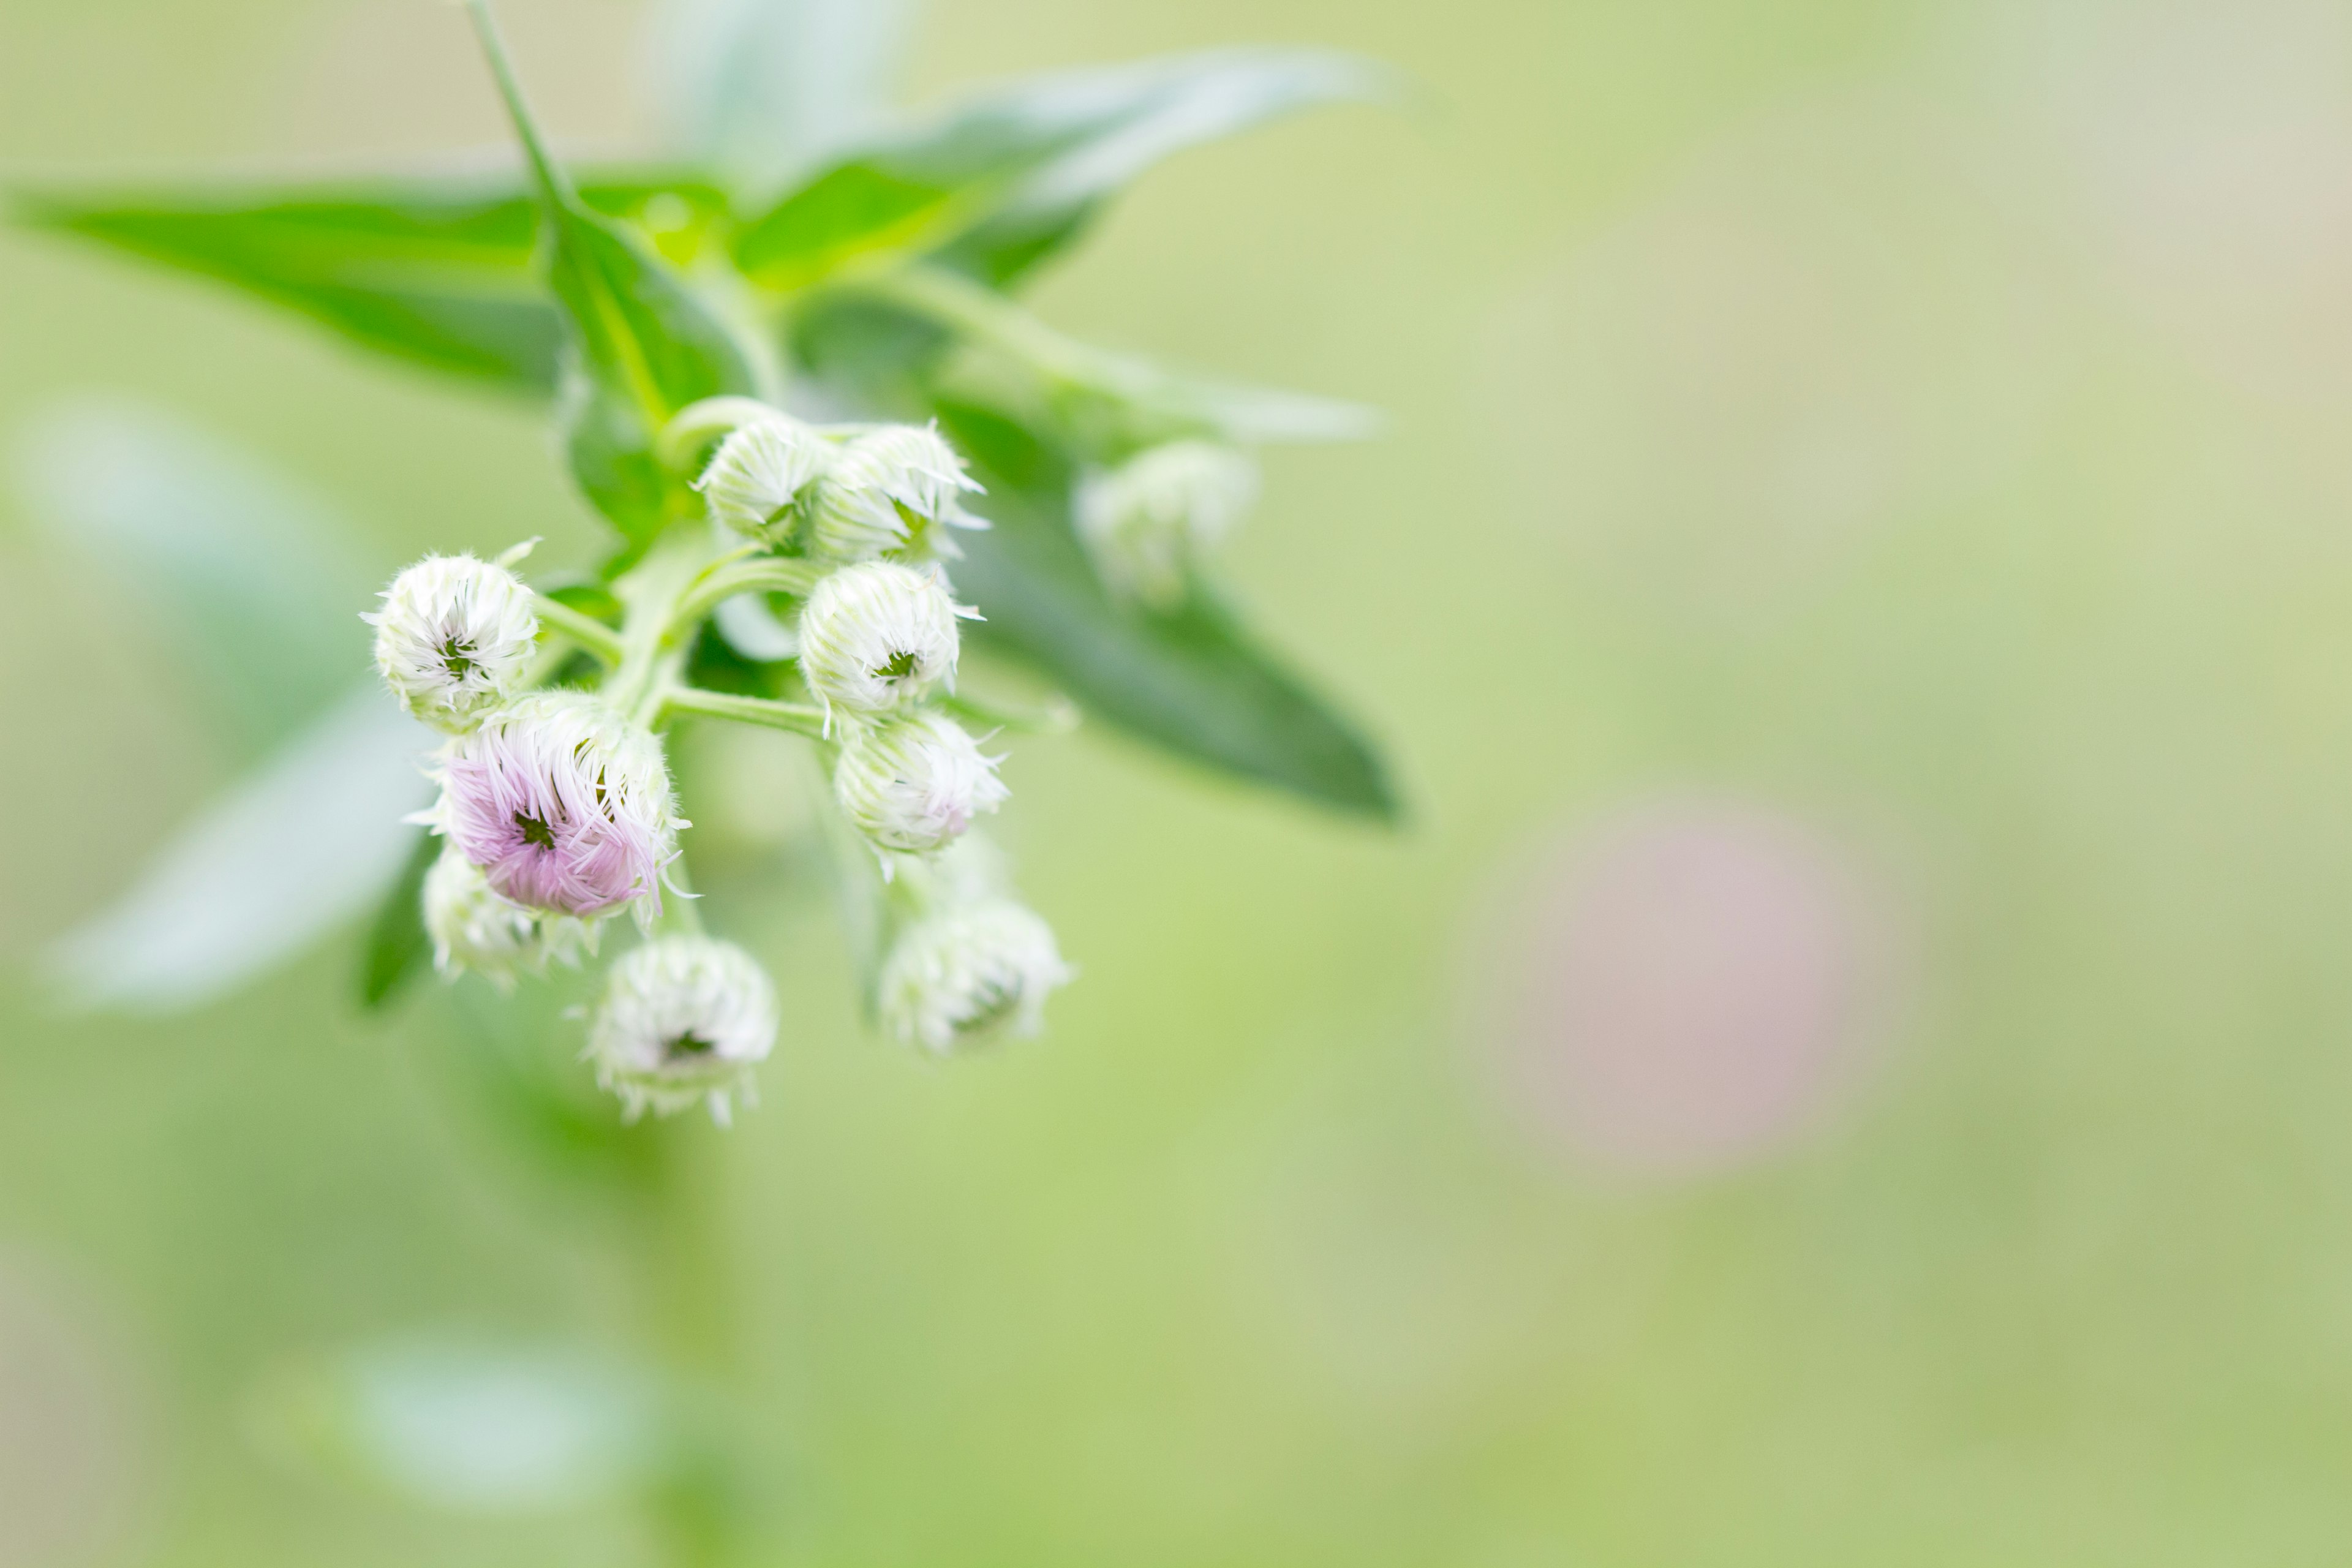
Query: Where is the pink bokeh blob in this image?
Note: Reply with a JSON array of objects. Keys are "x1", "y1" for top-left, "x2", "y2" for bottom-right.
[{"x1": 1485, "y1": 801, "x2": 1894, "y2": 1178}]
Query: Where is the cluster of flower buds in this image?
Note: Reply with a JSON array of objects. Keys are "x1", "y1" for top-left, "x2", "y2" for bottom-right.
[
  {"x1": 370, "y1": 553, "x2": 771, "y2": 1121},
  {"x1": 1074, "y1": 440, "x2": 1259, "y2": 608},
  {"x1": 360, "y1": 406, "x2": 1073, "y2": 1126},
  {"x1": 697, "y1": 414, "x2": 986, "y2": 563},
  {"x1": 697, "y1": 411, "x2": 1011, "y2": 864}
]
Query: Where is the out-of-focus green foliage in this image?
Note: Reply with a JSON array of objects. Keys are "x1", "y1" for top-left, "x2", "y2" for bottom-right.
[{"x1": 21, "y1": 43, "x2": 1395, "y2": 818}]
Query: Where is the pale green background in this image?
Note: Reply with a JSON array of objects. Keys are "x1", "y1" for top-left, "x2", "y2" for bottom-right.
[{"x1": 7, "y1": 0, "x2": 2352, "y2": 1562}]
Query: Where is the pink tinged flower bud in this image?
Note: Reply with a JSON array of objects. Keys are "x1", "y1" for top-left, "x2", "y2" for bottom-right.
[
  {"x1": 832, "y1": 709, "x2": 1008, "y2": 856},
  {"x1": 588, "y1": 936, "x2": 778, "y2": 1124},
  {"x1": 364, "y1": 553, "x2": 541, "y2": 733},
  {"x1": 422, "y1": 846, "x2": 595, "y2": 989},
  {"x1": 796, "y1": 560, "x2": 973, "y2": 719},
  {"x1": 419, "y1": 693, "x2": 683, "y2": 924},
  {"x1": 808, "y1": 423, "x2": 987, "y2": 563},
  {"x1": 879, "y1": 900, "x2": 1072, "y2": 1052},
  {"x1": 695, "y1": 417, "x2": 832, "y2": 547}
]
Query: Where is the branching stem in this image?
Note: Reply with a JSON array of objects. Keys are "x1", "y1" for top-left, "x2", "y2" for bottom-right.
[
  {"x1": 658, "y1": 687, "x2": 829, "y2": 738},
  {"x1": 668, "y1": 557, "x2": 827, "y2": 641},
  {"x1": 534, "y1": 595, "x2": 627, "y2": 664}
]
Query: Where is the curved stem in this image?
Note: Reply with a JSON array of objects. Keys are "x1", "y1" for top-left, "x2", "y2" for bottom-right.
[
  {"x1": 609, "y1": 533, "x2": 719, "y2": 725},
  {"x1": 535, "y1": 595, "x2": 626, "y2": 665},
  {"x1": 839, "y1": 263, "x2": 1097, "y2": 382},
  {"x1": 658, "y1": 687, "x2": 829, "y2": 738},
  {"x1": 668, "y1": 558, "x2": 827, "y2": 643}
]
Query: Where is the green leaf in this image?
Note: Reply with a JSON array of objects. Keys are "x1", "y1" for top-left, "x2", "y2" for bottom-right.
[
  {"x1": 249, "y1": 1337, "x2": 670, "y2": 1514},
  {"x1": 736, "y1": 47, "x2": 1386, "y2": 292},
  {"x1": 47, "y1": 689, "x2": 437, "y2": 1013},
  {"x1": 11, "y1": 398, "x2": 372, "y2": 754},
  {"x1": 932, "y1": 50, "x2": 1393, "y2": 289},
  {"x1": 938, "y1": 402, "x2": 1396, "y2": 820},
  {"x1": 16, "y1": 175, "x2": 731, "y2": 394},
  {"x1": 466, "y1": 0, "x2": 761, "y2": 546},
  {"x1": 358, "y1": 827, "x2": 440, "y2": 1010}
]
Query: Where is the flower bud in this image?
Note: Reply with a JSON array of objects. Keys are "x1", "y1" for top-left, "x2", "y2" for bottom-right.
[
  {"x1": 417, "y1": 692, "x2": 683, "y2": 925},
  {"x1": 695, "y1": 416, "x2": 832, "y2": 546},
  {"x1": 422, "y1": 846, "x2": 595, "y2": 989},
  {"x1": 879, "y1": 900, "x2": 1072, "y2": 1051},
  {"x1": 364, "y1": 553, "x2": 540, "y2": 733},
  {"x1": 587, "y1": 936, "x2": 778, "y2": 1123},
  {"x1": 1074, "y1": 441, "x2": 1258, "y2": 606},
  {"x1": 808, "y1": 423, "x2": 985, "y2": 562},
  {"x1": 832, "y1": 709, "x2": 1008, "y2": 855},
  {"x1": 796, "y1": 560, "x2": 970, "y2": 718}
]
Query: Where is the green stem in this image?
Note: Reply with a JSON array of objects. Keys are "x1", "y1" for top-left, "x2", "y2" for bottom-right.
[
  {"x1": 535, "y1": 595, "x2": 626, "y2": 665},
  {"x1": 658, "y1": 687, "x2": 829, "y2": 738},
  {"x1": 461, "y1": 0, "x2": 575, "y2": 206},
  {"x1": 668, "y1": 557, "x2": 827, "y2": 640},
  {"x1": 636, "y1": 1115, "x2": 744, "y2": 1567},
  {"x1": 842, "y1": 263, "x2": 1095, "y2": 379},
  {"x1": 607, "y1": 533, "x2": 714, "y2": 725}
]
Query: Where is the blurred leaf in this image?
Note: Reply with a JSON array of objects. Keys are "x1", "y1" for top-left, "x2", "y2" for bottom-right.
[
  {"x1": 946, "y1": 321, "x2": 1382, "y2": 459},
  {"x1": 11, "y1": 398, "x2": 369, "y2": 753},
  {"x1": 470, "y1": 2, "x2": 761, "y2": 547},
  {"x1": 357, "y1": 829, "x2": 439, "y2": 1009},
  {"x1": 48, "y1": 687, "x2": 437, "y2": 1012},
  {"x1": 735, "y1": 47, "x2": 1385, "y2": 291},
  {"x1": 940, "y1": 402, "x2": 1396, "y2": 818},
  {"x1": 797, "y1": 266, "x2": 1378, "y2": 461},
  {"x1": 15, "y1": 176, "x2": 732, "y2": 393},
  {"x1": 929, "y1": 48, "x2": 1391, "y2": 288},
  {"x1": 251, "y1": 1337, "x2": 668, "y2": 1514},
  {"x1": 648, "y1": 0, "x2": 912, "y2": 192}
]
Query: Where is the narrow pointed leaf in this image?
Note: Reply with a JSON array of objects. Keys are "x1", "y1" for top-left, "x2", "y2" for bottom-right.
[
  {"x1": 736, "y1": 47, "x2": 1386, "y2": 290},
  {"x1": 358, "y1": 828, "x2": 440, "y2": 1009},
  {"x1": 466, "y1": 0, "x2": 761, "y2": 545},
  {"x1": 48, "y1": 687, "x2": 437, "y2": 1013},
  {"x1": 16, "y1": 176, "x2": 730, "y2": 393},
  {"x1": 472, "y1": 0, "x2": 766, "y2": 550},
  {"x1": 251, "y1": 1338, "x2": 669, "y2": 1513},
  {"x1": 12, "y1": 398, "x2": 371, "y2": 753}
]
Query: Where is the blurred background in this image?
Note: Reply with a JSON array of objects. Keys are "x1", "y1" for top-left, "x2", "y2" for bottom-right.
[{"x1": 9, "y1": 0, "x2": 2352, "y2": 1562}]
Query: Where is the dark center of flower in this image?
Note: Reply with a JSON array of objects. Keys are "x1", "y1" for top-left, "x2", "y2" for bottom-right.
[
  {"x1": 666, "y1": 1031, "x2": 717, "y2": 1059},
  {"x1": 438, "y1": 635, "x2": 480, "y2": 680},
  {"x1": 514, "y1": 810, "x2": 559, "y2": 851},
  {"x1": 872, "y1": 649, "x2": 920, "y2": 682}
]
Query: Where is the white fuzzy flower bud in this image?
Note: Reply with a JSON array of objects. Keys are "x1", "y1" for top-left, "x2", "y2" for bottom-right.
[
  {"x1": 807, "y1": 423, "x2": 986, "y2": 562},
  {"x1": 796, "y1": 560, "x2": 971, "y2": 718},
  {"x1": 832, "y1": 709, "x2": 1008, "y2": 855},
  {"x1": 364, "y1": 553, "x2": 540, "y2": 733},
  {"x1": 696, "y1": 417, "x2": 833, "y2": 546},
  {"x1": 880, "y1": 900, "x2": 1072, "y2": 1051},
  {"x1": 1074, "y1": 441, "x2": 1258, "y2": 606},
  {"x1": 587, "y1": 936, "x2": 778, "y2": 1124},
  {"x1": 422, "y1": 846, "x2": 595, "y2": 989}
]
